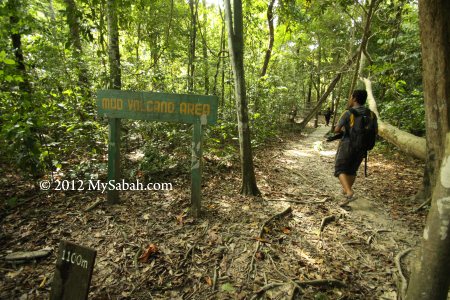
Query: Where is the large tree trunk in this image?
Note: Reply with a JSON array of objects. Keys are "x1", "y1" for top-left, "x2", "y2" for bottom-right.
[
  {"x1": 406, "y1": 0, "x2": 450, "y2": 298},
  {"x1": 363, "y1": 78, "x2": 426, "y2": 161},
  {"x1": 224, "y1": 0, "x2": 260, "y2": 196}
]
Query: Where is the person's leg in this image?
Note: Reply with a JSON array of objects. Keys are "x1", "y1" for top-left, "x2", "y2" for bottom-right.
[{"x1": 338, "y1": 173, "x2": 354, "y2": 197}]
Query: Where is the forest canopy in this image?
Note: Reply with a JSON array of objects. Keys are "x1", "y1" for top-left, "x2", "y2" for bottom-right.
[{"x1": 0, "y1": 0, "x2": 423, "y2": 178}]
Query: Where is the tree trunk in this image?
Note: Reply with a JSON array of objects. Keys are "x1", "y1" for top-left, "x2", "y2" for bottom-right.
[
  {"x1": 213, "y1": 8, "x2": 225, "y2": 97},
  {"x1": 363, "y1": 78, "x2": 426, "y2": 160},
  {"x1": 298, "y1": 52, "x2": 358, "y2": 130},
  {"x1": 260, "y1": 0, "x2": 275, "y2": 77},
  {"x1": 107, "y1": 0, "x2": 121, "y2": 89},
  {"x1": 406, "y1": 0, "x2": 450, "y2": 298},
  {"x1": 8, "y1": 0, "x2": 31, "y2": 94},
  {"x1": 348, "y1": 0, "x2": 377, "y2": 98},
  {"x1": 201, "y1": 0, "x2": 209, "y2": 94},
  {"x1": 63, "y1": 0, "x2": 89, "y2": 86},
  {"x1": 106, "y1": 0, "x2": 121, "y2": 204},
  {"x1": 188, "y1": 0, "x2": 198, "y2": 93},
  {"x1": 224, "y1": 0, "x2": 260, "y2": 196}
]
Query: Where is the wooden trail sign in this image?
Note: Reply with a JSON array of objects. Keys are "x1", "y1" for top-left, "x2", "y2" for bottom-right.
[
  {"x1": 50, "y1": 241, "x2": 97, "y2": 300},
  {"x1": 96, "y1": 89, "x2": 218, "y2": 217}
]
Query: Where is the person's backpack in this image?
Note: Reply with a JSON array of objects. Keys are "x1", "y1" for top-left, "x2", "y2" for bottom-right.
[{"x1": 348, "y1": 107, "x2": 377, "y2": 175}]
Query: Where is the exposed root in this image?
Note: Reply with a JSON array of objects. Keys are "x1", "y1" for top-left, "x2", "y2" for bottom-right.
[
  {"x1": 247, "y1": 206, "x2": 293, "y2": 279},
  {"x1": 395, "y1": 248, "x2": 413, "y2": 300}
]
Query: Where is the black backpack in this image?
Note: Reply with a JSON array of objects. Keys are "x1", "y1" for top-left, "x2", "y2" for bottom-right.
[{"x1": 348, "y1": 107, "x2": 377, "y2": 175}]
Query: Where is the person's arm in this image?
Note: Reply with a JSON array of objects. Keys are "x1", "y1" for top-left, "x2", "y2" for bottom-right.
[{"x1": 334, "y1": 111, "x2": 348, "y2": 133}]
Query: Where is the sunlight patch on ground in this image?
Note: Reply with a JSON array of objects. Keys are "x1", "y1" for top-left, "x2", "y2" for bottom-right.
[
  {"x1": 285, "y1": 149, "x2": 313, "y2": 157},
  {"x1": 319, "y1": 150, "x2": 336, "y2": 157}
]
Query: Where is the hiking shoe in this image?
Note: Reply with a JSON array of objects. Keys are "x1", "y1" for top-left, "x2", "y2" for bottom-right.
[{"x1": 339, "y1": 195, "x2": 355, "y2": 207}]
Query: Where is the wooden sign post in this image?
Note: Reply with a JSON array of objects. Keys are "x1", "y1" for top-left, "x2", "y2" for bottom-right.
[
  {"x1": 50, "y1": 241, "x2": 97, "y2": 300},
  {"x1": 96, "y1": 90, "x2": 218, "y2": 217}
]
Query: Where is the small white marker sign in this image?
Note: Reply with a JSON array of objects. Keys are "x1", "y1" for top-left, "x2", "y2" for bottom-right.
[{"x1": 50, "y1": 241, "x2": 96, "y2": 300}]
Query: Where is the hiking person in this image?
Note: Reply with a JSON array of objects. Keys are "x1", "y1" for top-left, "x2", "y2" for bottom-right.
[
  {"x1": 324, "y1": 107, "x2": 332, "y2": 126},
  {"x1": 333, "y1": 90, "x2": 378, "y2": 207}
]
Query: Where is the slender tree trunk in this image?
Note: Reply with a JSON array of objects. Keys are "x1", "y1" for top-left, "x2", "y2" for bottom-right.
[
  {"x1": 8, "y1": 0, "x2": 40, "y2": 176},
  {"x1": 224, "y1": 0, "x2": 260, "y2": 196},
  {"x1": 260, "y1": 0, "x2": 275, "y2": 77},
  {"x1": 213, "y1": 8, "x2": 225, "y2": 96},
  {"x1": 348, "y1": 0, "x2": 377, "y2": 99},
  {"x1": 64, "y1": 0, "x2": 89, "y2": 86},
  {"x1": 298, "y1": 52, "x2": 358, "y2": 130},
  {"x1": 200, "y1": 0, "x2": 209, "y2": 94},
  {"x1": 188, "y1": 0, "x2": 198, "y2": 93},
  {"x1": 8, "y1": 0, "x2": 31, "y2": 94},
  {"x1": 315, "y1": 41, "x2": 321, "y2": 128},
  {"x1": 406, "y1": 0, "x2": 450, "y2": 298},
  {"x1": 107, "y1": 0, "x2": 121, "y2": 89},
  {"x1": 106, "y1": 0, "x2": 121, "y2": 204}
]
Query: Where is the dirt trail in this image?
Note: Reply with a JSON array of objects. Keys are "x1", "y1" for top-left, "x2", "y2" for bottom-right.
[
  {"x1": 282, "y1": 125, "x2": 415, "y2": 242},
  {"x1": 0, "y1": 125, "x2": 424, "y2": 299}
]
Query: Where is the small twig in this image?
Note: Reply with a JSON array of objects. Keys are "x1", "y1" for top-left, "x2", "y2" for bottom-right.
[
  {"x1": 181, "y1": 244, "x2": 196, "y2": 267},
  {"x1": 320, "y1": 215, "x2": 336, "y2": 233},
  {"x1": 250, "y1": 282, "x2": 284, "y2": 300},
  {"x1": 84, "y1": 198, "x2": 104, "y2": 212},
  {"x1": 267, "y1": 198, "x2": 328, "y2": 205},
  {"x1": 212, "y1": 266, "x2": 218, "y2": 291},
  {"x1": 294, "y1": 279, "x2": 345, "y2": 288},
  {"x1": 366, "y1": 229, "x2": 392, "y2": 245},
  {"x1": 413, "y1": 198, "x2": 431, "y2": 212},
  {"x1": 396, "y1": 248, "x2": 413, "y2": 300}
]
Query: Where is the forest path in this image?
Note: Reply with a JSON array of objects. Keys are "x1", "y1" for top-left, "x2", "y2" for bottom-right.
[{"x1": 277, "y1": 125, "x2": 417, "y2": 247}]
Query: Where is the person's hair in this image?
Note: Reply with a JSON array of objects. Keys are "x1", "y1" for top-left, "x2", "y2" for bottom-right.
[{"x1": 352, "y1": 90, "x2": 367, "y2": 105}]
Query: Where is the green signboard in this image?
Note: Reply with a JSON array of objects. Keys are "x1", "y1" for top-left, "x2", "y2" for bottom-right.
[
  {"x1": 96, "y1": 89, "x2": 218, "y2": 217},
  {"x1": 97, "y1": 90, "x2": 218, "y2": 125}
]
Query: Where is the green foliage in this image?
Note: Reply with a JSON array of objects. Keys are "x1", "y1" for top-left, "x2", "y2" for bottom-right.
[{"x1": 0, "y1": 0, "x2": 425, "y2": 179}]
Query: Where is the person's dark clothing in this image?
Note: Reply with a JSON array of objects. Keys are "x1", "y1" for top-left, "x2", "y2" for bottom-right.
[
  {"x1": 334, "y1": 106, "x2": 377, "y2": 177},
  {"x1": 324, "y1": 109, "x2": 332, "y2": 126}
]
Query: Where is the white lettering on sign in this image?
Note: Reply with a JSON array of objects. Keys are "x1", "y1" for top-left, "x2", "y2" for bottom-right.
[{"x1": 62, "y1": 249, "x2": 88, "y2": 269}]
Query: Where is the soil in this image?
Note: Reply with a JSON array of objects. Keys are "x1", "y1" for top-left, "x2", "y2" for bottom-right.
[{"x1": 0, "y1": 125, "x2": 427, "y2": 299}]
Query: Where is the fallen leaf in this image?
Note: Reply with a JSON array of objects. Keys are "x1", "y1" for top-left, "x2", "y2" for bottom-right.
[
  {"x1": 205, "y1": 276, "x2": 213, "y2": 286},
  {"x1": 255, "y1": 251, "x2": 265, "y2": 260},
  {"x1": 254, "y1": 237, "x2": 270, "y2": 243},
  {"x1": 138, "y1": 244, "x2": 158, "y2": 262},
  {"x1": 281, "y1": 226, "x2": 291, "y2": 234}
]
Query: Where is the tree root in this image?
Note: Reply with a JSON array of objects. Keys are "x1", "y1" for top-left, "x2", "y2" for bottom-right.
[
  {"x1": 395, "y1": 248, "x2": 413, "y2": 300},
  {"x1": 247, "y1": 206, "x2": 292, "y2": 279},
  {"x1": 413, "y1": 198, "x2": 431, "y2": 212},
  {"x1": 320, "y1": 215, "x2": 336, "y2": 233}
]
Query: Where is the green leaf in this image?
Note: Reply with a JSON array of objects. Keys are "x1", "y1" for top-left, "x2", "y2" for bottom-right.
[
  {"x1": 220, "y1": 283, "x2": 235, "y2": 293},
  {"x1": 3, "y1": 58, "x2": 16, "y2": 65}
]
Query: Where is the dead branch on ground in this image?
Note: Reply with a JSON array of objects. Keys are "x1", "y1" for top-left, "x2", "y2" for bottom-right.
[
  {"x1": 267, "y1": 198, "x2": 328, "y2": 205},
  {"x1": 320, "y1": 215, "x2": 336, "y2": 234},
  {"x1": 395, "y1": 247, "x2": 413, "y2": 300},
  {"x1": 413, "y1": 198, "x2": 431, "y2": 212}
]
